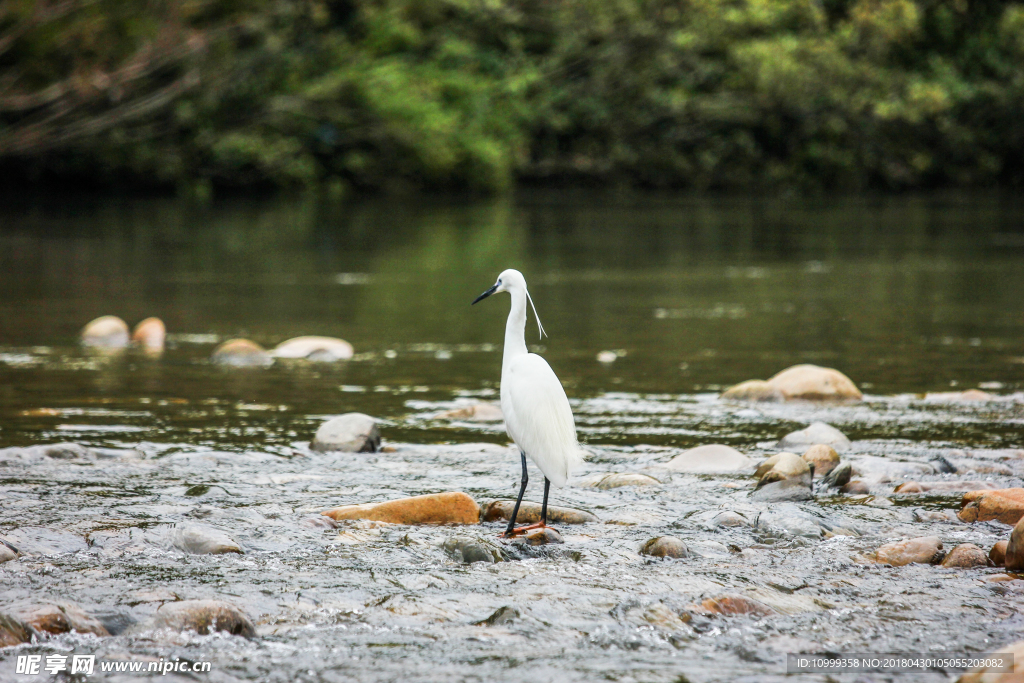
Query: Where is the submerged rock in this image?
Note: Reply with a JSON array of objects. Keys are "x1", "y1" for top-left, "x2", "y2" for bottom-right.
[
  {"x1": 474, "y1": 605, "x2": 519, "y2": 625},
  {"x1": 211, "y1": 339, "x2": 273, "y2": 367},
  {"x1": 0, "y1": 613, "x2": 34, "y2": 646},
  {"x1": 443, "y1": 536, "x2": 506, "y2": 564},
  {"x1": 926, "y1": 389, "x2": 995, "y2": 403},
  {"x1": 841, "y1": 479, "x2": 870, "y2": 495},
  {"x1": 709, "y1": 511, "x2": 750, "y2": 528},
  {"x1": 81, "y1": 315, "x2": 130, "y2": 350},
  {"x1": 874, "y1": 536, "x2": 944, "y2": 566},
  {"x1": 324, "y1": 491, "x2": 480, "y2": 525},
  {"x1": 698, "y1": 594, "x2": 775, "y2": 617},
  {"x1": 755, "y1": 505, "x2": 827, "y2": 540},
  {"x1": 940, "y1": 543, "x2": 990, "y2": 568},
  {"x1": 272, "y1": 336, "x2": 354, "y2": 361},
  {"x1": 663, "y1": 444, "x2": 752, "y2": 473},
  {"x1": 821, "y1": 462, "x2": 853, "y2": 489},
  {"x1": 482, "y1": 500, "x2": 598, "y2": 525},
  {"x1": 722, "y1": 364, "x2": 861, "y2": 402},
  {"x1": 12, "y1": 602, "x2": 109, "y2": 636},
  {"x1": 750, "y1": 478, "x2": 813, "y2": 502},
  {"x1": 516, "y1": 527, "x2": 564, "y2": 546},
  {"x1": 1, "y1": 527, "x2": 87, "y2": 556},
  {"x1": 639, "y1": 536, "x2": 688, "y2": 558},
  {"x1": 958, "y1": 639, "x2": 1024, "y2": 683},
  {"x1": 778, "y1": 422, "x2": 851, "y2": 452},
  {"x1": 991, "y1": 540, "x2": 1008, "y2": 567},
  {"x1": 895, "y1": 481, "x2": 998, "y2": 493},
  {"x1": 171, "y1": 524, "x2": 243, "y2": 555},
  {"x1": 594, "y1": 473, "x2": 661, "y2": 489},
  {"x1": 36, "y1": 442, "x2": 96, "y2": 460},
  {"x1": 958, "y1": 488, "x2": 1024, "y2": 524},
  {"x1": 311, "y1": 413, "x2": 380, "y2": 452},
  {"x1": 802, "y1": 445, "x2": 840, "y2": 477},
  {"x1": 131, "y1": 317, "x2": 166, "y2": 354},
  {"x1": 137, "y1": 600, "x2": 255, "y2": 638},
  {"x1": 435, "y1": 403, "x2": 504, "y2": 421},
  {"x1": 0, "y1": 542, "x2": 16, "y2": 564}
]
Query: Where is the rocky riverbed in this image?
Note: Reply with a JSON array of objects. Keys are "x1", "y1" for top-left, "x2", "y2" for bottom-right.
[{"x1": 2, "y1": 371, "x2": 1024, "y2": 681}]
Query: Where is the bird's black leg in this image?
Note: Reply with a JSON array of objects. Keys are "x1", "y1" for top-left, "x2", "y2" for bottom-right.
[
  {"x1": 502, "y1": 451, "x2": 529, "y2": 538},
  {"x1": 541, "y1": 477, "x2": 550, "y2": 526}
]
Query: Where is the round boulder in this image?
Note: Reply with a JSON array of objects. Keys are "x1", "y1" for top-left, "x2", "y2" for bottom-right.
[
  {"x1": 874, "y1": 536, "x2": 944, "y2": 567},
  {"x1": 940, "y1": 543, "x2": 989, "y2": 569},
  {"x1": 721, "y1": 380, "x2": 782, "y2": 402},
  {"x1": 663, "y1": 444, "x2": 752, "y2": 473},
  {"x1": 131, "y1": 317, "x2": 166, "y2": 354},
  {"x1": 765, "y1": 364, "x2": 862, "y2": 401},
  {"x1": 803, "y1": 445, "x2": 840, "y2": 477},
  {"x1": 311, "y1": 413, "x2": 380, "y2": 452},
  {"x1": 1006, "y1": 516, "x2": 1024, "y2": 571},
  {"x1": 272, "y1": 336, "x2": 354, "y2": 362},
  {"x1": 211, "y1": 339, "x2": 273, "y2": 367},
  {"x1": 639, "y1": 536, "x2": 688, "y2": 559},
  {"x1": 778, "y1": 422, "x2": 851, "y2": 452},
  {"x1": 139, "y1": 600, "x2": 255, "y2": 638},
  {"x1": 81, "y1": 315, "x2": 130, "y2": 350},
  {"x1": 991, "y1": 540, "x2": 1008, "y2": 567}
]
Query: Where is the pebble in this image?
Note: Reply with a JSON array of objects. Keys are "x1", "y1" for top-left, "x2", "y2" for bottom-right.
[
  {"x1": 11, "y1": 601, "x2": 110, "y2": 636},
  {"x1": 958, "y1": 488, "x2": 1024, "y2": 524},
  {"x1": 0, "y1": 613, "x2": 34, "y2": 646},
  {"x1": 895, "y1": 481, "x2": 999, "y2": 493},
  {"x1": 210, "y1": 338, "x2": 273, "y2": 367},
  {"x1": 324, "y1": 491, "x2": 480, "y2": 525},
  {"x1": 991, "y1": 540, "x2": 1008, "y2": 567},
  {"x1": 721, "y1": 364, "x2": 861, "y2": 402},
  {"x1": 443, "y1": 536, "x2": 507, "y2": 564},
  {"x1": 311, "y1": 413, "x2": 381, "y2": 452},
  {"x1": 778, "y1": 422, "x2": 851, "y2": 452},
  {"x1": 81, "y1": 315, "x2": 130, "y2": 350},
  {"x1": 481, "y1": 500, "x2": 598, "y2": 525},
  {"x1": 662, "y1": 444, "x2": 753, "y2": 473},
  {"x1": 821, "y1": 462, "x2": 853, "y2": 488},
  {"x1": 958, "y1": 639, "x2": 1024, "y2": 682},
  {"x1": 171, "y1": 524, "x2": 243, "y2": 555},
  {"x1": 134, "y1": 600, "x2": 255, "y2": 638},
  {"x1": 803, "y1": 444, "x2": 840, "y2": 477},
  {"x1": 435, "y1": 403, "x2": 504, "y2": 421},
  {"x1": 594, "y1": 473, "x2": 661, "y2": 489},
  {"x1": 1006, "y1": 516, "x2": 1024, "y2": 570},
  {"x1": 940, "y1": 543, "x2": 990, "y2": 568},
  {"x1": 639, "y1": 536, "x2": 688, "y2": 558},
  {"x1": 131, "y1": 317, "x2": 166, "y2": 354},
  {"x1": 874, "y1": 536, "x2": 944, "y2": 566},
  {"x1": 271, "y1": 336, "x2": 354, "y2": 361}
]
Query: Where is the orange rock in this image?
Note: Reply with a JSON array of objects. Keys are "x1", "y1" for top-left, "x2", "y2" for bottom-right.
[
  {"x1": 0, "y1": 613, "x2": 34, "y2": 646},
  {"x1": 802, "y1": 444, "x2": 840, "y2": 477},
  {"x1": 940, "y1": 543, "x2": 990, "y2": 568},
  {"x1": 895, "y1": 481, "x2": 998, "y2": 493},
  {"x1": 132, "y1": 317, "x2": 165, "y2": 354},
  {"x1": 13, "y1": 602, "x2": 109, "y2": 636},
  {"x1": 957, "y1": 639, "x2": 1024, "y2": 682},
  {"x1": 699, "y1": 594, "x2": 775, "y2": 617},
  {"x1": 323, "y1": 492, "x2": 480, "y2": 525},
  {"x1": 982, "y1": 573, "x2": 1021, "y2": 583},
  {"x1": 874, "y1": 536, "x2": 943, "y2": 566},
  {"x1": 958, "y1": 488, "x2": 1024, "y2": 524},
  {"x1": 720, "y1": 380, "x2": 782, "y2": 402},
  {"x1": 211, "y1": 339, "x2": 272, "y2": 367},
  {"x1": 991, "y1": 541, "x2": 1008, "y2": 567},
  {"x1": 1006, "y1": 516, "x2": 1024, "y2": 571}
]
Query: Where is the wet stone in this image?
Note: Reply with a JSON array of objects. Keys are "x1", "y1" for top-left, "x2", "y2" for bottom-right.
[
  {"x1": 958, "y1": 639, "x2": 1024, "y2": 683},
  {"x1": 595, "y1": 473, "x2": 661, "y2": 489},
  {"x1": 436, "y1": 403, "x2": 504, "y2": 422},
  {"x1": 875, "y1": 536, "x2": 944, "y2": 567},
  {"x1": 2, "y1": 527, "x2": 87, "y2": 556},
  {"x1": 81, "y1": 315, "x2": 130, "y2": 350},
  {"x1": 896, "y1": 481, "x2": 999, "y2": 493},
  {"x1": 443, "y1": 536, "x2": 507, "y2": 564},
  {"x1": 750, "y1": 478, "x2": 813, "y2": 502},
  {"x1": 662, "y1": 444, "x2": 752, "y2": 473},
  {"x1": 639, "y1": 536, "x2": 688, "y2": 558},
  {"x1": 311, "y1": 413, "x2": 380, "y2": 453},
  {"x1": 755, "y1": 505, "x2": 827, "y2": 540},
  {"x1": 842, "y1": 480, "x2": 870, "y2": 495},
  {"x1": 698, "y1": 594, "x2": 775, "y2": 617},
  {"x1": 958, "y1": 488, "x2": 1024, "y2": 525},
  {"x1": 710, "y1": 511, "x2": 750, "y2": 528},
  {"x1": 926, "y1": 389, "x2": 995, "y2": 402},
  {"x1": 0, "y1": 540, "x2": 17, "y2": 563},
  {"x1": 778, "y1": 422, "x2": 851, "y2": 452},
  {"x1": 171, "y1": 524, "x2": 243, "y2": 555},
  {"x1": 474, "y1": 605, "x2": 519, "y2": 626},
  {"x1": 326, "y1": 491, "x2": 480, "y2": 525},
  {"x1": 0, "y1": 613, "x2": 34, "y2": 646},
  {"x1": 720, "y1": 380, "x2": 782, "y2": 402},
  {"x1": 1006, "y1": 516, "x2": 1024, "y2": 571},
  {"x1": 132, "y1": 317, "x2": 165, "y2": 354},
  {"x1": 211, "y1": 338, "x2": 273, "y2": 367},
  {"x1": 134, "y1": 600, "x2": 255, "y2": 638},
  {"x1": 482, "y1": 500, "x2": 598, "y2": 525},
  {"x1": 991, "y1": 540, "x2": 1008, "y2": 567},
  {"x1": 765, "y1": 364, "x2": 862, "y2": 401},
  {"x1": 803, "y1": 444, "x2": 841, "y2": 477},
  {"x1": 941, "y1": 543, "x2": 990, "y2": 568},
  {"x1": 12, "y1": 602, "x2": 110, "y2": 637},
  {"x1": 821, "y1": 462, "x2": 853, "y2": 488},
  {"x1": 756, "y1": 452, "x2": 809, "y2": 487},
  {"x1": 515, "y1": 527, "x2": 564, "y2": 546},
  {"x1": 272, "y1": 336, "x2": 354, "y2": 361}
]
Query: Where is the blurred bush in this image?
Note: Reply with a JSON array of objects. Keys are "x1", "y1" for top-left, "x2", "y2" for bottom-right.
[{"x1": 1, "y1": 0, "x2": 1022, "y2": 192}]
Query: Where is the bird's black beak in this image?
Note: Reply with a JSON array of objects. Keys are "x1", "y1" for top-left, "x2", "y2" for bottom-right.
[{"x1": 472, "y1": 283, "x2": 498, "y2": 305}]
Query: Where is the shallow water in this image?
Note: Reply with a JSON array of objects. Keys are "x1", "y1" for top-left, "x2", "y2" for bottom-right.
[{"x1": 1, "y1": 192, "x2": 1024, "y2": 682}]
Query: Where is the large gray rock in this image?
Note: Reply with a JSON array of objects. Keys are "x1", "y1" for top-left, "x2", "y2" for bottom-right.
[
  {"x1": 663, "y1": 444, "x2": 752, "y2": 473},
  {"x1": 311, "y1": 413, "x2": 380, "y2": 452},
  {"x1": 171, "y1": 524, "x2": 243, "y2": 555},
  {"x1": 750, "y1": 478, "x2": 813, "y2": 502},
  {"x1": 778, "y1": 422, "x2": 851, "y2": 452},
  {"x1": 81, "y1": 315, "x2": 130, "y2": 350}
]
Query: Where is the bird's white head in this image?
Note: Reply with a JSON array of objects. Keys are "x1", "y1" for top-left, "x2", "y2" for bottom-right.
[{"x1": 472, "y1": 269, "x2": 547, "y2": 339}]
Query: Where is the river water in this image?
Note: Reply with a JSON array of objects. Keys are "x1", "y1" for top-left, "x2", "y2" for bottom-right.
[{"x1": 1, "y1": 192, "x2": 1023, "y2": 682}]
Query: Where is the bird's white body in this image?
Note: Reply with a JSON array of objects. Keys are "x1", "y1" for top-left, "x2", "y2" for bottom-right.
[{"x1": 494, "y1": 270, "x2": 583, "y2": 487}]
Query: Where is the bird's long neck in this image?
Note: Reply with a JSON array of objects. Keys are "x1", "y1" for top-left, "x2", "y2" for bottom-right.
[{"x1": 502, "y1": 288, "x2": 529, "y2": 371}]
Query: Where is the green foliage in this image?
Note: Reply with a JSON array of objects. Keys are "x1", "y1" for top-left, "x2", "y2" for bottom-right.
[{"x1": 2, "y1": 0, "x2": 1023, "y2": 192}]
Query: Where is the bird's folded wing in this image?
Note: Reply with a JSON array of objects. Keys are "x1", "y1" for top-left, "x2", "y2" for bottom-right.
[{"x1": 504, "y1": 354, "x2": 583, "y2": 487}]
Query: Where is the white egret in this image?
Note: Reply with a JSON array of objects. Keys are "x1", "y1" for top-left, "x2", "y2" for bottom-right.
[{"x1": 472, "y1": 269, "x2": 584, "y2": 538}]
